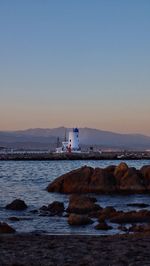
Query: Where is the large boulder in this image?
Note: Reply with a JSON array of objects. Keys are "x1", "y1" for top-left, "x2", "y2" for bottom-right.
[
  {"x1": 104, "y1": 165, "x2": 116, "y2": 174},
  {"x1": 0, "y1": 222, "x2": 16, "y2": 233},
  {"x1": 118, "y1": 168, "x2": 145, "y2": 193},
  {"x1": 47, "y1": 163, "x2": 150, "y2": 194},
  {"x1": 66, "y1": 195, "x2": 101, "y2": 215},
  {"x1": 68, "y1": 214, "x2": 92, "y2": 226},
  {"x1": 6, "y1": 199, "x2": 28, "y2": 210},
  {"x1": 114, "y1": 162, "x2": 128, "y2": 180},
  {"x1": 89, "y1": 168, "x2": 116, "y2": 193},
  {"x1": 47, "y1": 165, "x2": 116, "y2": 194},
  {"x1": 140, "y1": 165, "x2": 150, "y2": 190},
  {"x1": 47, "y1": 166, "x2": 94, "y2": 193}
]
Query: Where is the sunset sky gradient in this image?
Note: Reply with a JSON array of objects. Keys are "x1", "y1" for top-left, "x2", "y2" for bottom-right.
[{"x1": 0, "y1": 0, "x2": 150, "y2": 135}]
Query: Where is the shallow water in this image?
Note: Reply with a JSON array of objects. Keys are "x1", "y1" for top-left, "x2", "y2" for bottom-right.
[{"x1": 0, "y1": 160, "x2": 150, "y2": 235}]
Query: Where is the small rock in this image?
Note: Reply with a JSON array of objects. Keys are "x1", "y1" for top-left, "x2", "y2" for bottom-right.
[
  {"x1": 47, "y1": 201, "x2": 64, "y2": 215},
  {"x1": 39, "y1": 205, "x2": 48, "y2": 211},
  {"x1": 0, "y1": 222, "x2": 16, "y2": 233},
  {"x1": 118, "y1": 225, "x2": 128, "y2": 232},
  {"x1": 95, "y1": 221, "x2": 112, "y2": 230},
  {"x1": 68, "y1": 213, "x2": 93, "y2": 226},
  {"x1": 6, "y1": 199, "x2": 27, "y2": 210},
  {"x1": 8, "y1": 217, "x2": 20, "y2": 221},
  {"x1": 127, "y1": 203, "x2": 149, "y2": 208},
  {"x1": 98, "y1": 206, "x2": 117, "y2": 221},
  {"x1": 66, "y1": 195, "x2": 101, "y2": 215}
]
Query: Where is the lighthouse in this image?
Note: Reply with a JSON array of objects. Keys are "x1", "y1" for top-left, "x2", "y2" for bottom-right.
[
  {"x1": 68, "y1": 128, "x2": 80, "y2": 151},
  {"x1": 55, "y1": 127, "x2": 80, "y2": 153}
]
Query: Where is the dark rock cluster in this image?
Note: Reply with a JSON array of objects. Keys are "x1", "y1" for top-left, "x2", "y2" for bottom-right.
[{"x1": 47, "y1": 163, "x2": 150, "y2": 194}]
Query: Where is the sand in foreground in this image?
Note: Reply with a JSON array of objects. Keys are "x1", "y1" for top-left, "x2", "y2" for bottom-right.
[{"x1": 0, "y1": 233, "x2": 150, "y2": 266}]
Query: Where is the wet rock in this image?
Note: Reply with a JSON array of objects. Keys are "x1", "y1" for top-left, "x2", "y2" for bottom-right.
[
  {"x1": 40, "y1": 201, "x2": 64, "y2": 216},
  {"x1": 95, "y1": 221, "x2": 112, "y2": 230},
  {"x1": 66, "y1": 195, "x2": 101, "y2": 215},
  {"x1": 47, "y1": 201, "x2": 64, "y2": 215},
  {"x1": 6, "y1": 199, "x2": 27, "y2": 211},
  {"x1": 98, "y1": 206, "x2": 117, "y2": 221},
  {"x1": 8, "y1": 216, "x2": 32, "y2": 221},
  {"x1": 39, "y1": 205, "x2": 48, "y2": 211},
  {"x1": 110, "y1": 210, "x2": 150, "y2": 224},
  {"x1": 0, "y1": 222, "x2": 16, "y2": 233},
  {"x1": 127, "y1": 203, "x2": 149, "y2": 208},
  {"x1": 68, "y1": 213, "x2": 93, "y2": 226}
]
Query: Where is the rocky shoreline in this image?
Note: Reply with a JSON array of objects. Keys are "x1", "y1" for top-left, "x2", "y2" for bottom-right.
[{"x1": 1, "y1": 163, "x2": 150, "y2": 265}]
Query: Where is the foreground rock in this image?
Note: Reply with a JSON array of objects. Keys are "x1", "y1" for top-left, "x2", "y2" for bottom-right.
[
  {"x1": 47, "y1": 163, "x2": 149, "y2": 194},
  {"x1": 68, "y1": 214, "x2": 93, "y2": 225},
  {"x1": 6, "y1": 199, "x2": 27, "y2": 210},
  {"x1": 1, "y1": 234, "x2": 150, "y2": 266},
  {"x1": 0, "y1": 222, "x2": 15, "y2": 234},
  {"x1": 66, "y1": 195, "x2": 101, "y2": 215}
]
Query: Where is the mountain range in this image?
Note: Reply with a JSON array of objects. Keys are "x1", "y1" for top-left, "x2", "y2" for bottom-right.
[{"x1": 0, "y1": 127, "x2": 150, "y2": 151}]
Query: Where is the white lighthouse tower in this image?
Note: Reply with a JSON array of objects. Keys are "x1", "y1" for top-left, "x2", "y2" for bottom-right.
[{"x1": 68, "y1": 128, "x2": 80, "y2": 152}]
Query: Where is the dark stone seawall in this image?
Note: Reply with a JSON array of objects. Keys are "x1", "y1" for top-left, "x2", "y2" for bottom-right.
[{"x1": 0, "y1": 152, "x2": 150, "y2": 160}]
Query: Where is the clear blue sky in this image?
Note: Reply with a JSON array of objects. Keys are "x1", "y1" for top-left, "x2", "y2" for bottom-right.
[{"x1": 0, "y1": 0, "x2": 150, "y2": 135}]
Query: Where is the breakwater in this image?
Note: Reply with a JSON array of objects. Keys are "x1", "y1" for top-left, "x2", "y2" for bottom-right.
[{"x1": 0, "y1": 151, "x2": 150, "y2": 160}]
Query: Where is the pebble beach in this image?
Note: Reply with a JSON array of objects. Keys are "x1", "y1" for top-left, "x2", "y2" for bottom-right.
[{"x1": 1, "y1": 233, "x2": 150, "y2": 266}]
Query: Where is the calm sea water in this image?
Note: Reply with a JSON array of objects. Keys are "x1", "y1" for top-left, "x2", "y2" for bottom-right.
[{"x1": 0, "y1": 160, "x2": 150, "y2": 235}]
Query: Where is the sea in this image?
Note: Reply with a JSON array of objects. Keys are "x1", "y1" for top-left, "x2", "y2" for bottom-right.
[{"x1": 0, "y1": 159, "x2": 150, "y2": 235}]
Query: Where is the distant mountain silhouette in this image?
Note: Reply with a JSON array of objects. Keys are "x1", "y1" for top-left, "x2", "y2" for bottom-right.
[{"x1": 0, "y1": 127, "x2": 150, "y2": 150}]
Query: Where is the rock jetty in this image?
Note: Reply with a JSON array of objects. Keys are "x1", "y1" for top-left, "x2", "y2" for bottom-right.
[{"x1": 47, "y1": 163, "x2": 150, "y2": 194}]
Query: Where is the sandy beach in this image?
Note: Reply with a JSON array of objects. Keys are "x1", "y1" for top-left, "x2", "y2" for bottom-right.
[{"x1": 0, "y1": 233, "x2": 150, "y2": 266}]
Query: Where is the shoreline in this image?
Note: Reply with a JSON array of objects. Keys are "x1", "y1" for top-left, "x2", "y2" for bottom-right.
[{"x1": 0, "y1": 232, "x2": 150, "y2": 265}]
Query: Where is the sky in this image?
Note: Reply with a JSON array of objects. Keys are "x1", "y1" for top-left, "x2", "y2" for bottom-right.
[{"x1": 0, "y1": 0, "x2": 150, "y2": 135}]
